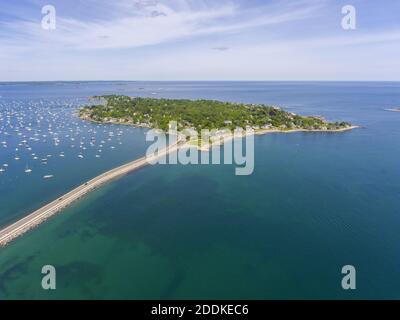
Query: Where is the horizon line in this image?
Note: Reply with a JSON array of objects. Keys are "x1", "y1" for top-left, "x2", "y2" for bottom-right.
[{"x1": 1, "y1": 80, "x2": 400, "y2": 83}]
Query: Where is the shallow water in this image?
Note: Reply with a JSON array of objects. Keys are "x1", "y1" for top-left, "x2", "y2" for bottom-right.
[{"x1": 0, "y1": 81, "x2": 399, "y2": 299}]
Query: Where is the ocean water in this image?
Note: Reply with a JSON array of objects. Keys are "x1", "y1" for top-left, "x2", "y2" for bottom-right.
[{"x1": 0, "y1": 81, "x2": 399, "y2": 299}]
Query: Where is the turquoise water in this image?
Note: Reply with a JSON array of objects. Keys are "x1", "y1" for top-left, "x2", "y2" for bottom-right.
[{"x1": 0, "y1": 82, "x2": 400, "y2": 299}]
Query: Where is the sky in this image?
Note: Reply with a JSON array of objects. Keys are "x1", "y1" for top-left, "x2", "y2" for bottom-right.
[{"x1": 0, "y1": 0, "x2": 400, "y2": 81}]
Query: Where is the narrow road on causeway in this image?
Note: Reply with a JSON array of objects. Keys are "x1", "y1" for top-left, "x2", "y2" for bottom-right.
[{"x1": 0, "y1": 141, "x2": 183, "y2": 247}]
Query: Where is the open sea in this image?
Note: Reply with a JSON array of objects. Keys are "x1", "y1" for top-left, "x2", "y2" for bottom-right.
[{"x1": 0, "y1": 81, "x2": 399, "y2": 299}]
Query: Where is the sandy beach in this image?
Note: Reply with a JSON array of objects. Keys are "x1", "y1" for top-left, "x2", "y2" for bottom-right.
[{"x1": 184, "y1": 125, "x2": 360, "y2": 151}]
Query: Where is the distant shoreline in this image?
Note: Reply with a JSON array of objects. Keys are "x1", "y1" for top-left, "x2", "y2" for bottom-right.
[{"x1": 2, "y1": 80, "x2": 400, "y2": 84}]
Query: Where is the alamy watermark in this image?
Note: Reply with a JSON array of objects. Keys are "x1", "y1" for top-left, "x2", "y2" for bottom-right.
[
  {"x1": 41, "y1": 5, "x2": 56, "y2": 30},
  {"x1": 41, "y1": 265, "x2": 56, "y2": 290},
  {"x1": 341, "y1": 5, "x2": 356, "y2": 30},
  {"x1": 39, "y1": 4, "x2": 358, "y2": 32},
  {"x1": 145, "y1": 121, "x2": 255, "y2": 176},
  {"x1": 341, "y1": 265, "x2": 356, "y2": 290}
]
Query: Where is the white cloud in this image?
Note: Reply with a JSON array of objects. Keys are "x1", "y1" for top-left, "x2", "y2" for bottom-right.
[
  {"x1": 0, "y1": 0, "x2": 322, "y2": 51},
  {"x1": 1, "y1": 0, "x2": 399, "y2": 81}
]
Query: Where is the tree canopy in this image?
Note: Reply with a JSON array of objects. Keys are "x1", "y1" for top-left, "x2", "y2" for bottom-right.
[{"x1": 79, "y1": 95, "x2": 352, "y2": 132}]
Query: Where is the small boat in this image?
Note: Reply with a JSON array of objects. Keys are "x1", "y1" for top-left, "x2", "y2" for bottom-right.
[
  {"x1": 78, "y1": 154, "x2": 84, "y2": 158},
  {"x1": 0, "y1": 168, "x2": 5, "y2": 173},
  {"x1": 43, "y1": 175, "x2": 54, "y2": 179},
  {"x1": 25, "y1": 166, "x2": 32, "y2": 173}
]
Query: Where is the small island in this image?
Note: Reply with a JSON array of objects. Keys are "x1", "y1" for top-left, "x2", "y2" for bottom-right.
[{"x1": 79, "y1": 95, "x2": 355, "y2": 136}]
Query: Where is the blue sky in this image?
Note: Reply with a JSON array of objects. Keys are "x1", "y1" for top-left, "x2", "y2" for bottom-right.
[{"x1": 0, "y1": 0, "x2": 400, "y2": 81}]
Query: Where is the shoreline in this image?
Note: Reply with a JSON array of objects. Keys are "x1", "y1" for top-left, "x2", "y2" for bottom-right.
[
  {"x1": 80, "y1": 114, "x2": 360, "y2": 152},
  {"x1": 182, "y1": 126, "x2": 360, "y2": 151},
  {"x1": 78, "y1": 113, "x2": 152, "y2": 128}
]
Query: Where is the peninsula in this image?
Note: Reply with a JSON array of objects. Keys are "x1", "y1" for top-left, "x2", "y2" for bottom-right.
[
  {"x1": 0, "y1": 96, "x2": 357, "y2": 247},
  {"x1": 79, "y1": 95, "x2": 355, "y2": 133}
]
